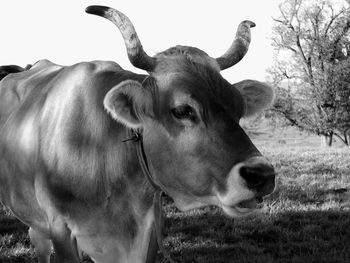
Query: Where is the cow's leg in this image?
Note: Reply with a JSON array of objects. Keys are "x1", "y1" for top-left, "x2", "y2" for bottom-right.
[
  {"x1": 28, "y1": 227, "x2": 52, "y2": 263},
  {"x1": 50, "y1": 223, "x2": 80, "y2": 263},
  {"x1": 145, "y1": 225, "x2": 158, "y2": 263}
]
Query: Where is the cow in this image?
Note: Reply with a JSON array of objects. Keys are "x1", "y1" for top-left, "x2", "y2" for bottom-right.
[
  {"x1": 0, "y1": 64, "x2": 32, "y2": 81},
  {"x1": 0, "y1": 5, "x2": 276, "y2": 263}
]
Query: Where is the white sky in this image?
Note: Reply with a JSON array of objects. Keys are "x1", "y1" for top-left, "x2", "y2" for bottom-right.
[{"x1": 0, "y1": 0, "x2": 281, "y2": 83}]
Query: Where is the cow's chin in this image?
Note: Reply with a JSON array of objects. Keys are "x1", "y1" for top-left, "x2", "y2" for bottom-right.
[
  {"x1": 172, "y1": 197, "x2": 212, "y2": 212},
  {"x1": 221, "y1": 198, "x2": 261, "y2": 218},
  {"x1": 168, "y1": 192, "x2": 262, "y2": 218},
  {"x1": 222, "y1": 204, "x2": 257, "y2": 217},
  {"x1": 169, "y1": 192, "x2": 219, "y2": 212}
]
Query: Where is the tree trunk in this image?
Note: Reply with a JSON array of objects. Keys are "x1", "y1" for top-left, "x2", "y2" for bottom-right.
[
  {"x1": 344, "y1": 133, "x2": 349, "y2": 146},
  {"x1": 321, "y1": 133, "x2": 333, "y2": 147},
  {"x1": 334, "y1": 132, "x2": 350, "y2": 146}
]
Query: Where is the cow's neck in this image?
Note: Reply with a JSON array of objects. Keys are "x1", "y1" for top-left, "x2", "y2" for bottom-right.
[
  {"x1": 76, "y1": 157, "x2": 158, "y2": 263},
  {"x1": 78, "y1": 198, "x2": 157, "y2": 263},
  {"x1": 114, "y1": 129, "x2": 159, "y2": 262},
  {"x1": 127, "y1": 203, "x2": 156, "y2": 263},
  {"x1": 68, "y1": 127, "x2": 159, "y2": 262},
  {"x1": 125, "y1": 129, "x2": 174, "y2": 263}
]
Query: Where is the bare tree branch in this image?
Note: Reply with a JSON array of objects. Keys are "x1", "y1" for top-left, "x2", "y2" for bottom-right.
[
  {"x1": 269, "y1": 0, "x2": 350, "y2": 144},
  {"x1": 324, "y1": 6, "x2": 345, "y2": 37}
]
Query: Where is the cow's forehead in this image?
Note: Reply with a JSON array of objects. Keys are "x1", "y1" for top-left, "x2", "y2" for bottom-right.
[
  {"x1": 154, "y1": 45, "x2": 221, "y2": 72},
  {"x1": 150, "y1": 53, "x2": 245, "y2": 120}
]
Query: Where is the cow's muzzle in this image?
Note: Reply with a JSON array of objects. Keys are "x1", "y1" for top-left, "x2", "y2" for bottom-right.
[
  {"x1": 217, "y1": 156, "x2": 276, "y2": 217},
  {"x1": 239, "y1": 156, "x2": 275, "y2": 196}
]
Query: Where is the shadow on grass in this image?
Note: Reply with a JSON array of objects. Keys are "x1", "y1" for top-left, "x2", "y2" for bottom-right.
[
  {"x1": 271, "y1": 184, "x2": 350, "y2": 204},
  {"x1": 1, "y1": 206, "x2": 350, "y2": 263},
  {"x1": 164, "y1": 208, "x2": 350, "y2": 263},
  {"x1": 0, "y1": 210, "x2": 33, "y2": 263},
  {"x1": 0, "y1": 216, "x2": 28, "y2": 236}
]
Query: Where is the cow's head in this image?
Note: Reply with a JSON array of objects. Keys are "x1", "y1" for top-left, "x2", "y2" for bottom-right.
[{"x1": 86, "y1": 6, "x2": 275, "y2": 217}]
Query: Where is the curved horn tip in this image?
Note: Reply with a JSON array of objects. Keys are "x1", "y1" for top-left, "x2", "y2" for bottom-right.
[
  {"x1": 85, "y1": 5, "x2": 156, "y2": 72},
  {"x1": 241, "y1": 20, "x2": 256, "y2": 28},
  {"x1": 85, "y1": 5, "x2": 110, "y2": 16}
]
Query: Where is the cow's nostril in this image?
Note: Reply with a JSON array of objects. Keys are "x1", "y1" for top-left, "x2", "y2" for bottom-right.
[
  {"x1": 239, "y1": 164, "x2": 276, "y2": 194},
  {"x1": 240, "y1": 166, "x2": 265, "y2": 188}
]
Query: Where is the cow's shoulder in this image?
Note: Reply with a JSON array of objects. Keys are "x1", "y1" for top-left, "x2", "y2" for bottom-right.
[{"x1": 36, "y1": 61, "x2": 136, "y2": 201}]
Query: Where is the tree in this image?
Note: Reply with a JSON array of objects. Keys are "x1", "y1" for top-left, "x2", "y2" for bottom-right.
[{"x1": 269, "y1": 0, "x2": 350, "y2": 146}]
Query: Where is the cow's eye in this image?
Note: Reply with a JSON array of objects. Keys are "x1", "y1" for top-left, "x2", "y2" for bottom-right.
[{"x1": 171, "y1": 105, "x2": 197, "y2": 121}]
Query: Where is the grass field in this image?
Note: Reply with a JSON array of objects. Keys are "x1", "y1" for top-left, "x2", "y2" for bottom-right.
[{"x1": 1, "y1": 129, "x2": 350, "y2": 263}]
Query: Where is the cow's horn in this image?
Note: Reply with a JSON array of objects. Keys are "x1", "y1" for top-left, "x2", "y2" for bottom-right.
[
  {"x1": 216, "y1": 20, "x2": 255, "y2": 71},
  {"x1": 86, "y1": 6, "x2": 156, "y2": 72}
]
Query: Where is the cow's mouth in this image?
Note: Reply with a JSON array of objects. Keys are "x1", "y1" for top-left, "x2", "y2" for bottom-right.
[
  {"x1": 237, "y1": 196, "x2": 263, "y2": 209},
  {"x1": 222, "y1": 197, "x2": 264, "y2": 217}
]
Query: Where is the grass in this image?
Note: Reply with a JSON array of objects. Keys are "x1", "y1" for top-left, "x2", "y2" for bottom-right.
[
  {"x1": 0, "y1": 207, "x2": 35, "y2": 263},
  {"x1": 161, "y1": 145, "x2": 350, "y2": 263},
  {"x1": 1, "y1": 130, "x2": 350, "y2": 262}
]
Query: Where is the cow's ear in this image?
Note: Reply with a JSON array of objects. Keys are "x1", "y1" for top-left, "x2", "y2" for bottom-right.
[
  {"x1": 104, "y1": 80, "x2": 153, "y2": 128},
  {"x1": 234, "y1": 80, "x2": 274, "y2": 118}
]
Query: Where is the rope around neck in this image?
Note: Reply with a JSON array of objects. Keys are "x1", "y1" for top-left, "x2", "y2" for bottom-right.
[{"x1": 124, "y1": 129, "x2": 176, "y2": 263}]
